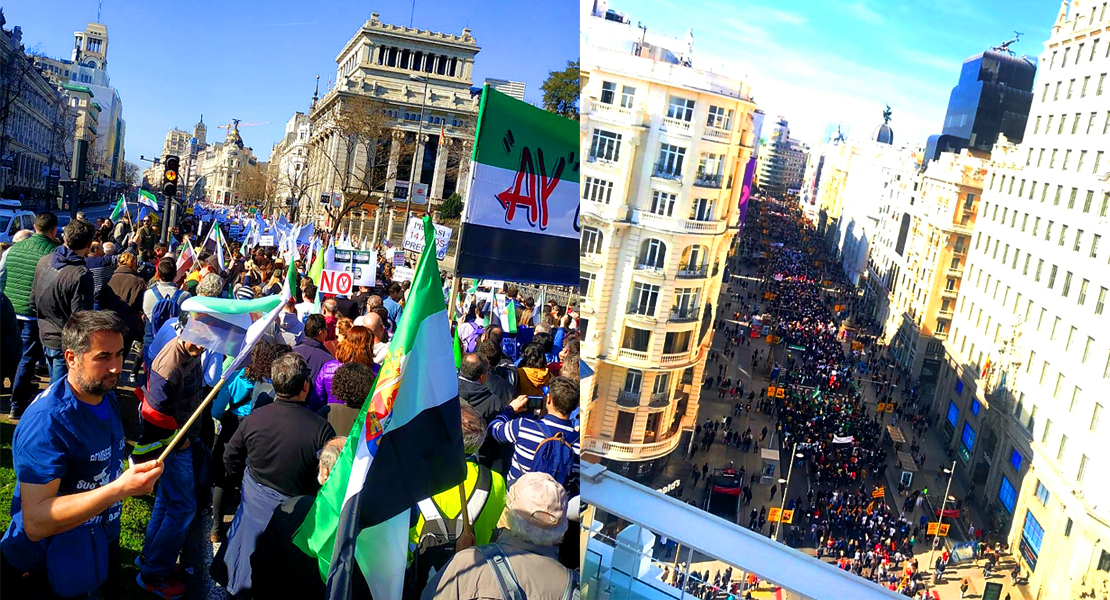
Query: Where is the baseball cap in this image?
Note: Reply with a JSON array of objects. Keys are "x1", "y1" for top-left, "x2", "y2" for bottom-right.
[{"x1": 505, "y1": 472, "x2": 567, "y2": 530}]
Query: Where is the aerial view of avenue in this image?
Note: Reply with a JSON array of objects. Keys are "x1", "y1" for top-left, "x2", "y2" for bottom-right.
[{"x1": 579, "y1": 0, "x2": 1108, "y2": 599}]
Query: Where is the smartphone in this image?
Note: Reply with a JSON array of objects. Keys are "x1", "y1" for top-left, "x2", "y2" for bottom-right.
[{"x1": 527, "y1": 396, "x2": 544, "y2": 410}]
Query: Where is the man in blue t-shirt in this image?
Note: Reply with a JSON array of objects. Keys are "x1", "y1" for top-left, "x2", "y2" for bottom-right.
[{"x1": 0, "y1": 311, "x2": 163, "y2": 598}]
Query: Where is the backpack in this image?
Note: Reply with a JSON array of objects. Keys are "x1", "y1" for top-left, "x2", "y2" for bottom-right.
[
  {"x1": 531, "y1": 421, "x2": 579, "y2": 490},
  {"x1": 150, "y1": 287, "x2": 184, "y2": 334},
  {"x1": 459, "y1": 322, "x2": 484, "y2": 353},
  {"x1": 475, "y1": 543, "x2": 578, "y2": 600}
]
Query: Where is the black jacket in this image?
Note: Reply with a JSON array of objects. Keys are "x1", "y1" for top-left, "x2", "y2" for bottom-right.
[
  {"x1": 224, "y1": 398, "x2": 336, "y2": 498},
  {"x1": 458, "y1": 376, "x2": 510, "y2": 423},
  {"x1": 31, "y1": 246, "x2": 94, "y2": 349}
]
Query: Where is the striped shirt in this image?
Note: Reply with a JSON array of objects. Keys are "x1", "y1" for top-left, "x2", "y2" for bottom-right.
[{"x1": 489, "y1": 408, "x2": 579, "y2": 484}]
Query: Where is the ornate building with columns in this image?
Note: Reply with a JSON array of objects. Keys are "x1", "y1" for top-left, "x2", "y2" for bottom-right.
[{"x1": 305, "y1": 13, "x2": 480, "y2": 237}]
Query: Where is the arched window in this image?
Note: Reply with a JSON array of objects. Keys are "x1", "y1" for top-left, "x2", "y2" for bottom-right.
[
  {"x1": 581, "y1": 226, "x2": 604, "y2": 255},
  {"x1": 638, "y1": 238, "x2": 667, "y2": 269},
  {"x1": 679, "y1": 244, "x2": 706, "y2": 271}
]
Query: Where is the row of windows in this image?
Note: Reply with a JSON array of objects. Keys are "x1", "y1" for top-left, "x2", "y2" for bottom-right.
[
  {"x1": 970, "y1": 232, "x2": 1108, "y2": 310},
  {"x1": 1031, "y1": 108, "x2": 1109, "y2": 140},
  {"x1": 1022, "y1": 142, "x2": 1108, "y2": 175},
  {"x1": 1046, "y1": 30, "x2": 1108, "y2": 71},
  {"x1": 589, "y1": 128, "x2": 735, "y2": 188},
  {"x1": 1040, "y1": 73, "x2": 1107, "y2": 103},
  {"x1": 990, "y1": 177, "x2": 1107, "y2": 217}
]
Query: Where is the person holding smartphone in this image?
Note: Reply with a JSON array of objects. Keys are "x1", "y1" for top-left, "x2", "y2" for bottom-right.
[{"x1": 489, "y1": 377, "x2": 579, "y2": 488}]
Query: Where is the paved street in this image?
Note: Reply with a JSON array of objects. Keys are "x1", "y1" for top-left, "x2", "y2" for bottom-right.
[{"x1": 642, "y1": 204, "x2": 1032, "y2": 600}]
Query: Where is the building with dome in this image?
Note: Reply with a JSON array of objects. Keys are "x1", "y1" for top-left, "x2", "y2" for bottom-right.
[
  {"x1": 872, "y1": 105, "x2": 894, "y2": 145},
  {"x1": 195, "y1": 121, "x2": 258, "y2": 205}
]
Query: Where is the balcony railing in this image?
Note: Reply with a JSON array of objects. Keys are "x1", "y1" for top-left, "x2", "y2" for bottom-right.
[
  {"x1": 626, "y1": 304, "x2": 656, "y2": 318},
  {"x1": 652, "y1": 162, "x2": 683, "y2": 181},
  {"x1": 946, "y1": 267, "x2": 964, "y2": 278},
  {"x1": 582, "y1": 433, "x2": 682, "y2": 461},
  {"x1": 702, "y1": 126, "x2": 731, "y2": 142},
  {"x1": 593, "y1": 102, "x2": 632, "y2": 119},
  {"x1": 580, "y1": 251, "x2": 603, "y2": 266},
  {"x1": 648, "y1": 392, "x2": 670, "y2": 408},
  {"x1": 661, "y1": 116, "x2": 692, "y2": 133},
  {"x1": 633, "y1": 209, "x2": 672, "y2": 230},
  {"x1": 669, "y1": 305, "x2": 700, "y2": 322},
  {"x1": 941, "y1": 287, "x2": 958, "y2": 298},
  {"x1": 682, "y1": 219, "x2": 726, "y2": 234},
  {"x1": 634, "y1": 262, "x2": 666, "y2": 274},
  {"x1": 617, "y1": 390, "x2": 641, "y2": 408},
  {"x1": 693, "y1": 172, "x2": 723, "y2": 188},
  {"x1": 660, "y1": 351, "x2": 693, "y2": 366},
  {"x1": 618, "y1": 347, "x2": 649, "y2": 362},
  {"x1": 938, "y1": 309, "x2": 954, "y2": 319},
  {"x1": 676, "y1": 265, "x2": 708, "y2": 279}
]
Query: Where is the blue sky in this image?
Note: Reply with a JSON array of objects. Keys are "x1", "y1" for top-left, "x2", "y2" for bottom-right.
[
  {"x1": 611, "y1": 0, "x2": 1057, "y2": 148},
  {"x1": 5, "y1": 0, "x2": 578, "y2": 164}
]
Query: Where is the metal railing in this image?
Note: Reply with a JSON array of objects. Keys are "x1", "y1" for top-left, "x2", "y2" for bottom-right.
[
  {"x1": 617, "y1": 390, "x2": 641, "y2": 408},
  {"x1": 676, "y1": 265, "x2": 708, "y2": 279},
  {"x1": 652, "y1": 161, "x2": 683, "y2": 180},
  {"x1": 693, "y1": 172, "x2": 722, "y2": 188},
  {"x1": 669, "y1": 305, "x2": 700, "y2": 322},
  {"x1": 648, "y1": 392, "x2": 670, "y2": 408}
]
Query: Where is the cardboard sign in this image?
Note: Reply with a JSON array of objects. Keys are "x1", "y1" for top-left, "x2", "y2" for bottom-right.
[
  {"x1": 392, "y1": 266, "x2": 415, "y2": 282},
  {"x1": 402, "y1": 217, "x2": 452, "y2": 260},
  {"x1": 767, "y1": 386, "x2": 777, "y2": 397},
  {"x1": 781, "y1": 509, "x2": 794, "y2": 524},
  {"x1": 318, "y1": 269, "x2": 354, "y2": 296},
  {"x1": 877, "y1": 403, "x2": 886, "y2": 412},
  {"x1": 393, "y1": 250, "x2": 405, "y2": 267},
  {"x1": 775, "y1": 388, "x2": 785, "y2": 398},
  {"x1": 885, "y1": 403, "x2": 895, "y2": 413},
  {"x1": 767, "y1": 508, "x2": 781, "y2": 523},
  {"x1": 926, "y1": 523, "x2": 951, "y2": 537},
  {"x1": 259, "y1": 235, "x2": 275, "y2": 247},
  {"x1": 325, "y1": 246, "x2": 376, "y2": 287}
]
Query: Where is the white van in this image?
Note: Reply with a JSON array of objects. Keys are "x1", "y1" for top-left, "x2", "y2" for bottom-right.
[{"x1": 0, "y1": 205, "x2": 37, "y2": 244}]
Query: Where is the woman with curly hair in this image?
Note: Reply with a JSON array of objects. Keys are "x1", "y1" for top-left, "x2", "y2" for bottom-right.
[
  {"x1": 314, "y1": 325, "x2": 378, "y2": 407},
  {"x1": 319, "y1": 362, "x2": 375, "y2": 435},
  {"x1": 208, "y1": 340, "x2": 292, "y2": 542}
]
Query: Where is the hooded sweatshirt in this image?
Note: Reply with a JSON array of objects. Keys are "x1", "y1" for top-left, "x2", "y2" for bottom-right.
[
  {"x1": 31, "y1": 246, "x2": 94, "y2": 349},
  {"x1": 517, "y1": 365, "x2": 550, "y2": 397}
]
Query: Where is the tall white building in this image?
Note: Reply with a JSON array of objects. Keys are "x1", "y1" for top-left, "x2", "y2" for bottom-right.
[
  {"x1": 579, "y1": 2, "x2": 760, "y2": 481},
  {"x1": 484, "y1": 77, "x2": 525, "y2": 101},
  {"x1": 937, "y1": 2, "x2": 1110, "y2": 597},
  {"x1": 34, "y1": 22, "x2": 126, "y2": 181},
  {"x1": 756, "y1": 117, "x2": 808, "y2": 200}
]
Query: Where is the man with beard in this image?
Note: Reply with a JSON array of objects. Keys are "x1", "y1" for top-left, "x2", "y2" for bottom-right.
[{"x1": 0, "y1": 311, "x2": 164, "y2": 598}]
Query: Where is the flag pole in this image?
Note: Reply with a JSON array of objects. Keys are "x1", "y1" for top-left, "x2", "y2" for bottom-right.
[{"x1": 156, "y1": 376, "x2": 228, "y2": 463}]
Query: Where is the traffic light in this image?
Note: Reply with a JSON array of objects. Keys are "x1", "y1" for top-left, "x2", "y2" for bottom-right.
[{"x1": 163, "y1": 155, "x2": 180, "y2": 197}]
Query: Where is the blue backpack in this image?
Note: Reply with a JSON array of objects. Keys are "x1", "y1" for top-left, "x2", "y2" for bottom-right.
[
  {"x1": 150, "y1": 287, "x2": 184, "y2": 335},
  {"x1": 531, "y1": 421, "x2": 579, "y2": 489}
]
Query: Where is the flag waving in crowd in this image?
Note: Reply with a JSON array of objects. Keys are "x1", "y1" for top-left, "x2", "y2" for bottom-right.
[{"x1": 295, "y1": 216, "x2": 465, "y2": 599}]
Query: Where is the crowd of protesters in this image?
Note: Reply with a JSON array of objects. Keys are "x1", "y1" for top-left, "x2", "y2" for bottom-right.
[{"x1": 0, "y1": 207, "x2": 581, "y2": 600}]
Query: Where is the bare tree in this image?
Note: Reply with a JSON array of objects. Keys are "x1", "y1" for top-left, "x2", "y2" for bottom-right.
[
  {"x1": 238, "y1": 161, "x2": 278, "y2": 210},
  {"x1": 310, "y1": 94, "x2": 414, "y2": 239},
  {"x1": 121, "y1": 160, "x2": 141, "y2": 186},
  {"x1": 273, "y1": 158, "x2": 316, "y2": 223}
]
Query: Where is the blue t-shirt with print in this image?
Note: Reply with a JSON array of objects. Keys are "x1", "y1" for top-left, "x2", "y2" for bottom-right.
[{"x1": 0, "y1": 378, "x2": 126, "y2": 572}]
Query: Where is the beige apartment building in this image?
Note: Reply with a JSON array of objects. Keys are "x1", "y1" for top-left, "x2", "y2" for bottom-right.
[
  {"x1": 877, "y1": 150, "x2": 984, "y2": 381},
  {"x1": 579, "y1": 3, "x2": 759, "y2": 481}
]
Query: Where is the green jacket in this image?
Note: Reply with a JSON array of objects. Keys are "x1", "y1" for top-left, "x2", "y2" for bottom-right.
[{"x1": 1, "y1": 233, "x2": 60, "y2": 317}]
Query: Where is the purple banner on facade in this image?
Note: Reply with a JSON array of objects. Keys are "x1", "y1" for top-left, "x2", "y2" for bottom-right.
[{"x1": 737, "y1": 157, "x2": 757, "y2": 234}]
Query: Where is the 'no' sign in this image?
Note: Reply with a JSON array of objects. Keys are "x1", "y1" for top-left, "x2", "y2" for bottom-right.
[{"x1": 319, "y1": 269, "x2": 353, "y2": 296}]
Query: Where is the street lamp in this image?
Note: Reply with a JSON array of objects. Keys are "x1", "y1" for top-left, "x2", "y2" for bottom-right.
[
  {"x1": 404, "y1": 74, "x2": 430, "y2": 226},
  {"x1": 927, "y1": 460, "x2": 958, "y2": 574},
  {"x1": 774, "y1": 443, "x2": 805, "y2": 542}
]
